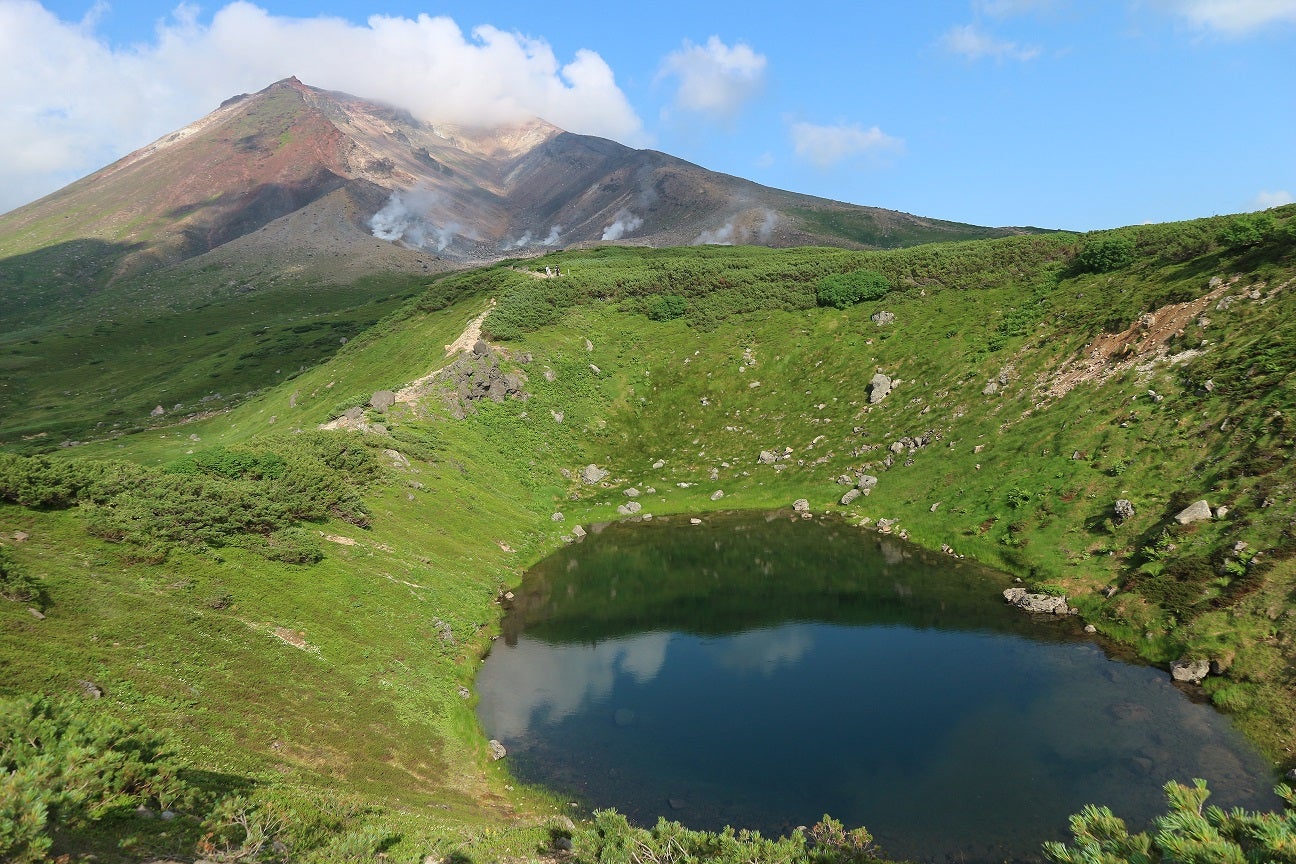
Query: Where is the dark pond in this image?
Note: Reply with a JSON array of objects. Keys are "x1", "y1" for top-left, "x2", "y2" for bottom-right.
[{"x1": 475, "y1": 512, "x2": 1280, "y2": 863}]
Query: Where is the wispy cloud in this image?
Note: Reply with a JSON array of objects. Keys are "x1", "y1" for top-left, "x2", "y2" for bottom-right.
[
  {"x1": 1253, "y1": 189, "x2": 1294, "y2": 209},
  {"x1": 1159, "y1": 0, "x2": 1296, "y2": 34},
  {"x1": 940, "y1": 23, "x2": 1042, "y2": 60},
  {"x1": 0, "y1": 1, "x2": 646, "y2": 213},
  {"x1": 658, "y1": 36, "x2": 767, "y2": 118},
  {"x1": 789, "y1": 121, "x2": 903, "y2": 169}
]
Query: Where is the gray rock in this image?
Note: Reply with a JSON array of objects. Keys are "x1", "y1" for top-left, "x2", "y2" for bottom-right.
[
  {"x1": 1175, "y1": 500, "x2": 1213, "y2": 524},
  {"x1": 12, "y1": 531, "x2": 28, "y2": 543},
  {"x1": 551, "y1": 512, "x2": 565, "y2": 521},
  {"x1": 652, "y1": 459, "x2": 666, "y2": 469},
  {"x1": 792, "y1": 498, "x2": 810, "y2": 512},
  {"x1": 382, "y1": 448, "x2": 410, "y2": 468},
  {"x1": 150, "y1": 405, "x2": 164, "y2": 417},
  {"x1": 27, "y1": 608, "x2": 45, "y2": 620},
  {"x1": 871, "y1": 311, "x2": 895, "y2": 326},
  {"x1": 710, "y1": 490, "x2": 725, "y2": 501},
  {"x1": 624, "y1": 487, "x2": 641, "y2": 498},
  {"x1": 840, "y1": 488, "x2": 861, "y2": 506},
  {"x1": 858, "y1": 475, "x2": 879, "y2": 493},
  {"x1": 1170, "y1": 658, "x2": 1210, "y2": 684},
  {"x1": 581, "y1": 464, "x2": 609, "y2": 484},
  {"x1": 617, "y1": 501, "x2": 643, "y2": 516},
  {"x1": 1083, "y1": 624, "x2": 1098, "y2": 634},
  {"x1": 1003, "y1": 587, "x2": 1073, "y2": 615},
  {"x1": 758, "y1": 450, "x2": 777, "y2": 465},
  {"x1": 982, "y1": 381, "x2": 1000, "y2": 396},
  {"x1": 342, "y1": 406, "x2": 364, "y2": 421},
  {"x1": 488, "y1": 739, "x2": 507, "y2": 760},
  {"x1": 79, "y1": 680, "x2": 103, "y2": 699},
  {"x1": 473, "y1": 339, "x2": 491, "y2": 357},
  {"x1": 1285, "y1": 768, "x2": 1296, "y2": 784},
  {"x1": 1114, "y1": 499, "x2": 1135, "y2": 523},
  {"x1": 370, "y1": 390, "x2": 396, "y2": 411},
  {"x1": 889, "y1": 441, "x2": 906, "y2": 454},
  {"x1": 868, "y1": 373, "x2": 892, "y2": 404},
  {"x1": 572, "y1": 525, "x2": 587, "y2": 539}
]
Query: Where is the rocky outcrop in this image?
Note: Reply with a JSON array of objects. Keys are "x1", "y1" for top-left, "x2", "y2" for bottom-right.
[
  {"x1": 1003, "y1": 587, "x2": 1075, "y2": 615},
  {"x1": 370, "y1": 390, "x2": 396, "y2": 411},
  {"x1": 871, "y1": 311, "x2": 895, "y2": 326},
  {"x1": 1114, "y1": 499, "x2": 1135, "y2": 523}
]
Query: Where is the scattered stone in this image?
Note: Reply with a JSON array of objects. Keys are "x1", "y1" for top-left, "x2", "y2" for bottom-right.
[
  {"x1": 871, "y1": 311, "x2": 895, "y2": 326},
  {"x1": 79, "y1": 680, "x2": 103, "y2": 699},
  {"x1": 1003, "y1": 587, "x2": 1074, "y2": 615},
  {"x1": 136, "y1": 805, "x2": 156, "y2": 820},
  {"x1": 488, "y1": 740, "x2": 507, "y2": 760},
  {"x1": 1114, "y1": 499, "x2": 1135, "y2": 523},
  {"x1": 889, "y1": 441, "x2": 906, "y2": 455},
  {"x1": 472, "y1": 339, "x2": 491, "y2": 357},
  {"x1": 1215, "y1": 505, "x2": 1229, "y2": 519},
  {"x1": 625, "y1": 487, "x2": 641, "y2": 498},
  {"x1": 382, "y1": 448, "x2": 410, "y2": 468},
  {"x1": 929, "y1": 502, "x2": 941, "y2": 513},
  {"x1": 1285, "y1": 768, "x2": 1296, "y2": 783},
  {"x1": 581, "y1": 464, "x2": 609, "y2": 484},
  {"x1": 708, "y1": 467, "x2": 719, "y2": 481},
  {"x1": 868, "y1": 372, "x2": 892, "y2": 404},
  {"x1": 1083, "y1": 624, "x2": 1098, "y2": 634},
  {"x1": 710, "y1": 490, "x2": 725, "y2": 501},
  {"x1": 1203, "y1": 379, "x2": 1215, "y2": 393},
  {"x1": 27, "y1": 608, "x2": 45, "y2": 620},
  {"x1": 150, "y1": 405, "x2": 165, "y2": 417},
  {"x1": 433, "y1": 619, "x2": 454, "y2": 644},
  {"x1": 13, "y1": 531, "x2": 27, "y2": 543},
  {"x1": 544, "y1": 368, "x2": 556, "y2": 382},
  {"x1": 590, "y1": 364, "x2": 602, "y2": 374},
  {"x1": 758, "y1": 450, "x2": 778, "y2": 465},
  {"x1": 551, "y1": 409, "x2": 563, "y2": 423},
  {"x1": 552, "y1": 512, "x2": 565, "y2": 522},
  {"x1": 584, "y1": 338, "x2": 594, "y2": 352},
  {"x1": 160, "y1": 810, "x2": 177, "y2": 821},
  {"x1": 572, "y1": 525, "x2": 587, "y2": 539},
  {"x1": 1174, "y1": 500, "x2": 1213, "y2": 525},
  {"x1": 370, "y1": 390, "x2": 396, "y2": 411},
  {"x1": 343, "y1": 406, "x2": 364, "y2": 421},
  {"x1": 841, "y1": 488, "x2": 861, "y2": 506},
  {"x1": 458, "y1": 687, "x2": 471, "y2": 699},
  {"x1": 690, "y1": 518, "x2": 702, "y2": 525},
  {"x1": 652, "y1": 459, "x2": 666, "y2": 469},
  {"x1": 793, "y1": 499, "x2": 810, "y2": 512},
  {"x1": 982, "y1": 381, "x2": 1000, "y2": 396},
  {"x1": 554, "y1": 836, "x2": 574, "y2": 852},
  {"x1": 857, "y1": 475, "x2": 879, "y2": 494},
  {"x1": 1169, "y1": 658, "x2": 1210, "y2": 684},
  {"x1": 617, "y1": 501, "x2": 643, "y2": 516}
]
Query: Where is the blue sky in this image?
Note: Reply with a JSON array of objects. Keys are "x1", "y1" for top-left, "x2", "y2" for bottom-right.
[{"x1": 3, "y1": 0, "x2": 1294, "y2": 229}]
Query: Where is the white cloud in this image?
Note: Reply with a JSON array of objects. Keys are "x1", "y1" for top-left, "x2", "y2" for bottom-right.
[
  {"x1": 939, "y1": 23, "x2": 1042, "y2": 60},
  {"x1": 789, "y1": 121, "x2": 904, "y2": 168},
  {"x1": 0, "y1": 1, "x2": 645, "y2": 213},
  {"x1": 1160, "y1": 0, "x2": 1296, "y2": 34},
  {"x1": 1253, "y1": 189, "x2": 1294, "y2": 209},
  {"x1": 657, "y1": 36, "x2": 767, "y2": 118}
]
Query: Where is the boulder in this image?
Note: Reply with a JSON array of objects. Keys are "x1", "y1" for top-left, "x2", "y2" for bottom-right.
[
  {"x1": 710, "y1": 490, "x2": 725, "y2": 501},
  {"x1": 982, "y1": 381, "x2": 1000, "y2": 396},
  {"x1": 370, "y1": 390, "x2": 396, "y2": 411},
  {"x1": 581, "y1": 464, "x2": 609, "y2": 484},
  {"x1": 1114, "y1": 499, "x2": 1135, "y2": 523},
  {"x1": 624, "y1": 487, "x2": 641, "y2": 498},
  {"x1": 551, "y1": 512, "x2": 565, "y2": 521},
  {"x1": 871, "y1": 311, "x2": 895, "y2": 326},
  {"x1": 151, "y1": 405, "x2": 165, "y2": 417},
  {"x1": 758, "y1": 450, "x2": 778, "y2": 465},
  {"x1": 858, "y1": 475, "x2": 879, "y2": 493},
  {"x1": 792, "y1": 499, "x2": 810, "y2": 512},
  {"x1": 1169, "y1": 658, "x2": 1210, "y2": 684},
  {"x1": 1175, "y1": 500, "x2": 1213, "y2": 525},
  {"x1": 488, "y1": 739, "x2": 507, "y2": 760},
  {"x1": 840, "y1": 488, "x2": 861, "y2": 506},
  {"x1": 572, "y1": 525, "x2": 587, "y2": 539},
  {"x1": 1003, "y1": 587, "x2": 1073, "y2": 615},
  {"x1": 473, "y1": 339, "x2": 491, "y2": 357},
  {"x1": 868, "y1": 373, "x2": 892, "y2": 404},
  {"x1": 617, "y1": 501, "x2": 643, "y2": 516},
  {"x1": 652, "y1": 459, "x2": 666, "y2": 469}
]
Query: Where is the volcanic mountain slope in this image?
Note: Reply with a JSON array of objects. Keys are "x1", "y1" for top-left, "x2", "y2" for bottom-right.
[{"x1": 0, "y1": 77, "x2": 1035, "y2": 322}]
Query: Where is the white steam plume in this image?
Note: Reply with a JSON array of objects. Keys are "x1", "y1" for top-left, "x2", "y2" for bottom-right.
[
  {"x1": 542, "y1": 225, "x2": 562, "y2": 245},
  {"x1": 693, "y1": 209, "x2": 779, "y2": 246},
  {"x1": 601, "y1": 209, "x2": 643, "y2": 241},
  {"x1": 369, "y1": 189, "x2": 463, "y2": 252}
]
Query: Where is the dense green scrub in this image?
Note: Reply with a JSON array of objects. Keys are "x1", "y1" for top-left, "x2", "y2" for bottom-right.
[{"x1": 2, "y1": 206, "x2": 1295, "y2": 861}]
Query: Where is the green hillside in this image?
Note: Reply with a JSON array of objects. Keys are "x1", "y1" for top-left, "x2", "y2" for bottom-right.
[{"x1": 2, "y1": 206, "x2": 1295, "y2": 862}]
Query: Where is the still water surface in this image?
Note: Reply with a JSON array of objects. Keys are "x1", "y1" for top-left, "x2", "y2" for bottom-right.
[{"x1": 476, "y1": 512, "x2": 1279, "y2": 862}]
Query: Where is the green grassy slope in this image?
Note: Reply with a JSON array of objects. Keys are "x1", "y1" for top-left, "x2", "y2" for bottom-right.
[{"x1": 2, "y1": 206, "x2": 1295, "y2": 861}]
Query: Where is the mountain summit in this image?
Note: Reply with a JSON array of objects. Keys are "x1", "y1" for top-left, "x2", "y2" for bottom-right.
[{"x1": 0, "y1": 77, "x2": 1032, "y2": 288}]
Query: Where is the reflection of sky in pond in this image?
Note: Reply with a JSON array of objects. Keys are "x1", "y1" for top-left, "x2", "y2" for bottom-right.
[{"x1": 476, "y1": 515, "x2": 1281, "y2": 863}]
